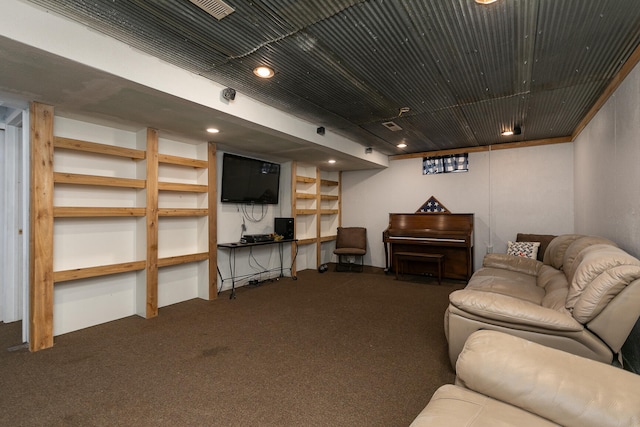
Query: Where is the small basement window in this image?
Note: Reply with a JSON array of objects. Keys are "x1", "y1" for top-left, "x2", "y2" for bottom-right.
[{"x1": 423, "y1": 153, "x2": 468, "y2": 175}]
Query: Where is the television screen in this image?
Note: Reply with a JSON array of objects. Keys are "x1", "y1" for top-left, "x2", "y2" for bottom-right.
[{"x1": 221, "y1": 153, "x2": 281, "y2": 204}]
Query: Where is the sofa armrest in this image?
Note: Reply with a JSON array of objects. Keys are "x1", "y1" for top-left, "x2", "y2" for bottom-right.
[
  {"x1": 482, "y1": 253, "x2": 542, "y2": 276},
  {"x1": 449, "y1": 289, "x2": 582, "y2": 331},
  {"x1": 456, "y1": 330, "x2": 640, "y2": 427}
]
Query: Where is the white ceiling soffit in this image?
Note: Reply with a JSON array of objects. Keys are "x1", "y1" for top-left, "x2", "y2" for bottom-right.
[{"x1": 0, "y1": 0, "x2": 388, "y2": 171}]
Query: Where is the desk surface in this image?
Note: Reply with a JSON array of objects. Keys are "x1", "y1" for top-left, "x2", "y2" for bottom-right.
[{"x1": 217, "y1": 239, "x2": 297, "y2": 249}]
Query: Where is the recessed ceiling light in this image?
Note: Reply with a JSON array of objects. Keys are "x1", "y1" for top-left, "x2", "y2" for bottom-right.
[
  {"x1": 397, "y1": 143, "x2": 407, "y2": 148},
  {"x1": 328, "y1": 159, "x2": 336, "y2": 164},
  {"x1": 502, "y1": 126, "x2": 522, "y2": 136},
  {"x1": 253, "y1": 66, "x2": 274, "y2": 78},
  {"x1": 475, "y1": 0, "x2": 498, "y2": 4},
  {"x1": 207, "y1": 128, "x2": 220, "y2": 133}
]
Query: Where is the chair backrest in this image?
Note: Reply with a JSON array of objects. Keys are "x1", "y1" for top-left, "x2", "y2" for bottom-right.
[{"x1": 335, "y1": 227, "x2": 367, "y2": 251}]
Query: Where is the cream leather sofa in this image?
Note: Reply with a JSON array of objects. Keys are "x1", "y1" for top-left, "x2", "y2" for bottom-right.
[
  {"x1": 411, "y1": 330, "x2": 640, "y2": 427},
  {"x1": 445, "y1": 234, "x2": 640, "y2": 367}
]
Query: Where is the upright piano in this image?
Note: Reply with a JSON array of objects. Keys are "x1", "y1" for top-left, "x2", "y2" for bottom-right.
[{"x1": 383, "y1": 213, "x2": 474, "y2": 281}]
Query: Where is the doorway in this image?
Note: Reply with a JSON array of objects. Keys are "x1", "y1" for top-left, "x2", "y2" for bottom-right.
[{"x1": 0, "y1": 102, "x2": 29, "y2": 344}]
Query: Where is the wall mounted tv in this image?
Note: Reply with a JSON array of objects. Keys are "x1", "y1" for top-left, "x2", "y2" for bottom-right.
[{"x1": 221, "y1": 153, "x2": 281, "y2": 204}]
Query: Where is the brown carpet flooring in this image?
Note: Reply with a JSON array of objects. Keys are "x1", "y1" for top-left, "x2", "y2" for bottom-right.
[{"x1": 0, "y1": 269, "x2": 464, "y2": 427}]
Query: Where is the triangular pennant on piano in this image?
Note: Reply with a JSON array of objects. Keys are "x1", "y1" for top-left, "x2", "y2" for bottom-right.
[{"x1": 416, "y1": 196, "x2": 450, "y2": 213}]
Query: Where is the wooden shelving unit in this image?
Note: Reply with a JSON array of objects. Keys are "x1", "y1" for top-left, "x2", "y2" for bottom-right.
[
  {"x1": 291, "y1": 162, "x2": 341, "y2": 273},
  {"x1": 155, "y1": 145, "x2": 214, "y2": 315},
  {"x1": 29, "y1": 102, "x2": 217, "y2": 351}
]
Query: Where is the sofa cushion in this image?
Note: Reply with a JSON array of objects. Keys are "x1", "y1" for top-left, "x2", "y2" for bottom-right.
[
  {"x1": 507, "y1": 241, "x2": 540, "y2": 259},
  {"x1": 537, "y1": 265, "x2": 570, "y2": 311},
  {"x1": 449, "y1": 290, "x2": 582, "y2": 331},
  {"x1": 455, "y1": 331, "x2": 640, "y2": 427},
  {"x1": 483, "y1": 253, "x2": 542, "y2": 276},
  {"x1": 409, "y1": 384, "x2": 558, "y2": 427},
  {"x1": 468, "y1": 268, "x2": 544, "y2": 304}
]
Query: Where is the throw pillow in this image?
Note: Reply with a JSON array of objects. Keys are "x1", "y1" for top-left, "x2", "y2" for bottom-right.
[{"x1": 507, "y1": 241, "x2": 541, "y2": 259}]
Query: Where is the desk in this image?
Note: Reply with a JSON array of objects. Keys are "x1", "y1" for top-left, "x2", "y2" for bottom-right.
[{"x1": 217, "y1": 239, "x2": 298, "y2": 299}]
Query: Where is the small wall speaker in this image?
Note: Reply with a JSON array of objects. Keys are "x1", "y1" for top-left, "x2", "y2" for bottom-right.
[
  {"x1": 222, "y1": 87, "x2": 236, "y2": 101},
  {"x1": 316, "y1": 126, "x2": 325, "y2": 135}
]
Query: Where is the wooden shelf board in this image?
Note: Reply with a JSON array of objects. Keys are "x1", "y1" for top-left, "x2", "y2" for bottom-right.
[
  {"x1": 158, "y1": 153, "x2": 207, "y2": 168},
  {"x1": 320, "y1": 179, "x2": 339, "y2": 186},
  {"x1": 54, "y1": 260, "x2": 146, "y2": 283},
  {"x1": 320, "y1": 235, "x2": 337, "y2": 242},
  {"x1": 158, "y1": 252, "x2": 209, "y2": 268},
  {"x1": 158, "y1": 182, "x2": 208, "y2": 193},
  {"x1": 295, "y1": 209, "x2": 317, "y2": 215},
  {"x1": 158, "y1": 208, "x2": 208, "y2": 217},
  {"x1": 320, "y1": 209, "x2": 339, "y2": 215},
  {"x1": 295, "y1": 193, "x2": 316, "y2": 199},
  {"x1": 54, "y1": 172, "x2": 146, "y2": 189},
  {"x1": 54, "y1": 136, "x2": 145, "y2": 160},
  {"x1": 296, "y1": 176, "x2": 316, "y2": 183},
  {"x1": 320, "y1": 195, "x2": 339, "y2": 200},
  {"x1": 54, "y1": 207, "x2": 145, "y2": 217},
  {"x1": 297, "y1": 237, "x2": 318, "y2": 245}
]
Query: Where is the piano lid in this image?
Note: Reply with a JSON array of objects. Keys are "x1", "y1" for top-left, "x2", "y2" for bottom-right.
[{"x1": 387, "y1": 213, "x2": 473, "y2": 233}]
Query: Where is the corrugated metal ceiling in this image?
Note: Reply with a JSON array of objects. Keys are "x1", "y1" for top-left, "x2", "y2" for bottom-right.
[{"x1": 23, "y1": 0, "x2": 640, "y2": 155}]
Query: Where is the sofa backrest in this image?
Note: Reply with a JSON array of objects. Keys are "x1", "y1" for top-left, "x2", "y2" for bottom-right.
[
  {"x1": 543, "y1": 234, "x2": 617, "y2": 272},
  {"x1": 562, "y1": 236, "x2": 617, "y2": 276},
  {"x1": 543, "y1": 234, "x2": 583, "y2": 269},
  {"x1": 565, "y1": 244, "x2": 640, "y2": 323}
]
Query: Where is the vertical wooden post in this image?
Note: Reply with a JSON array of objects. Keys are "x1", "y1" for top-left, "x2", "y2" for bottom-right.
[
  {"x1": 145, "y1": 128, "x2": 159, "y2": 318},
  {"x1": 290, "y1": 162, "x2": 297, "y2": 277},
  {"x1": 207, "y1": 142, "x2": 217, "y2": 300},
  {"x1": 29, "y1": 102, "x2": 55, "y2": 351},
  {"x1": 338, "y1": 171, "x2": 342, "y2": 228},
  {"x1": 316, "y1": 167, "x2": 322, "y2": 267}
]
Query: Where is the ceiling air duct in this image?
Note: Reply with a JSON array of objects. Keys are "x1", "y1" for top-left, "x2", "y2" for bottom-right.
[
  {"x1": 382, "y1": 121, "x2": 403, "y2": 132},
  {"x1": 189, "y1": 0, "x2": 235, "y2": 20}
]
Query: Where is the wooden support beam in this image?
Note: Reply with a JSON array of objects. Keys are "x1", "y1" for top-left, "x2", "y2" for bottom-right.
[
  {"x1": 390, "y1": 136, "x2": 572, "y2": 161},
  {"x1": 290, "y1": 162, "x2": 298, "y2": 277},
  {"x1": 29, "y1": 102, "x2": 55, "y2": 351},
  {"x1": 207, "y1": 142, "x2": 217, "y2": 300},
  {"x1": 316, "y1": 168, "x2": 322, "y2": 267},
  {"x1": 145, "y1": 128, "x2": 159, "y2": 318},
  {"x1": 572, "y1": 42, "x2": 640, "y2": 140}
]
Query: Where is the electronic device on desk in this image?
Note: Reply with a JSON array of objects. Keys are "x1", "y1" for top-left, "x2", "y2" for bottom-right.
[
  {"x1": 241, "y1": 234, "x2": 274, "y2": 244},
  {"x1": 274, "y1": 217, "x2": 294, "y2": 240}
]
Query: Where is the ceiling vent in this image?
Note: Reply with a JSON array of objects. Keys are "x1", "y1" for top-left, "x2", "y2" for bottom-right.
[
  {"x1": 382, "y1": 121, "x2": 403, "y2": 132},
  {"x1": 189, "y1": 0, "x2": 235, "y2": 20}
]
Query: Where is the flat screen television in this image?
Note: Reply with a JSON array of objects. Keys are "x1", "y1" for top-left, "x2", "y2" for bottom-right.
[{"x1": 220, "y1": 153, "x2": 281, "y2": 204}]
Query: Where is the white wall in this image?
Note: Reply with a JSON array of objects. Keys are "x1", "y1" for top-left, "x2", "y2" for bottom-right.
[
  {"x1": 574, "y1": 60, "x2": 640, "y2": 258},
  {"x1": 342, "y1": 143, "x2": 575, "y2": 272},
  {"x1": 216, "y1": 151, "x2": 294, "y2": 291},
  {"x1": 53, "y1": 117, "x2": 211, "y2": 335}
]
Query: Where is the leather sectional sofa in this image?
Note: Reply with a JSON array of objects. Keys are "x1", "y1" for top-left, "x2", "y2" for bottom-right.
[
  {"x1": 411, "y1": 330, "x2": 640, "y2": 427},
  {"x1": 445, "y1": 234, "x2": 640, "y2": 368}
]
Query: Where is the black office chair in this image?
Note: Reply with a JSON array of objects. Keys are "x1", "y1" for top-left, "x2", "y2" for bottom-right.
[{"x1": 333, "y1": 227, "x2": 367, "y2": 272}]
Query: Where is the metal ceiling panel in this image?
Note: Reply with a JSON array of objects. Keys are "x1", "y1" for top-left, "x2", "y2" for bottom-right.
[{"x1": 21, "y1": 0, "x2": 640, "y2": 156}]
